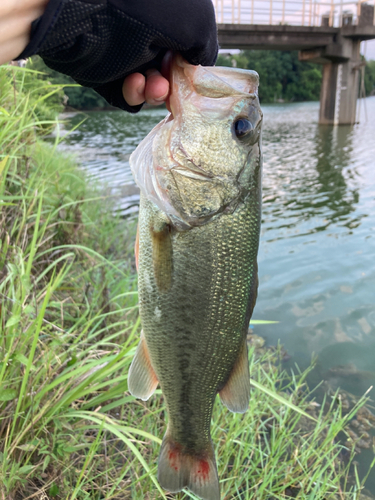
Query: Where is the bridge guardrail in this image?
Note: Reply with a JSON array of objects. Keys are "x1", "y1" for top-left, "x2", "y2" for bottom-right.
[{"x1": 214, "y1": 0, "x2": 375, "y2": 28}]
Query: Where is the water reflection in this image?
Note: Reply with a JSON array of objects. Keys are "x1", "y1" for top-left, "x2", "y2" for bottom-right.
[
  {"x1": 261, "y1": 108, "x2": 367, "y2": 244},
  {"x1": 259, "y1": 100, "x2": 375, "y2": 492},
  {"x1": 314, "y1": 125, "x2": 363, "y2": 231}
]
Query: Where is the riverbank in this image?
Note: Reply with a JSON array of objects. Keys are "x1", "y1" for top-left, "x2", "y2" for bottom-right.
[{"x1": 0, "y1": 65, "x2": 374, "y2": 499}]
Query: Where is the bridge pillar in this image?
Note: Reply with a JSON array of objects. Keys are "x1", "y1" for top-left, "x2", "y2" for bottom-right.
[
  {"x1": 300, "y1": 38, "x2": 361, "y2": 125},
  {"x1": 319, "y1": 41, "x2": 361, "y2": 125}
]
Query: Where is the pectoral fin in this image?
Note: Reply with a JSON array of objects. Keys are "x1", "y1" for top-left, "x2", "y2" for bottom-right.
[
  {"x1": 152, "y1": 223, "x2": 173, "y2": 293},
  {"x1": 219, "y1": 339, "x2": 250, "y2": 413},
  {"x1": 128, "y1": 332, "x2": 158, "y2": 400}
]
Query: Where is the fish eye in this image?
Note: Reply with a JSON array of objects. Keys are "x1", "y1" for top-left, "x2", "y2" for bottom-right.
[{"x1": 234, "y1": 118, "x2": 253, "y2": 139}]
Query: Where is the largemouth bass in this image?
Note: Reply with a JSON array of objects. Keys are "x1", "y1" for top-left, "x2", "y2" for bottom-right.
[{"x1": 128, "y1": 55, "x2": 262, "y2": 500}]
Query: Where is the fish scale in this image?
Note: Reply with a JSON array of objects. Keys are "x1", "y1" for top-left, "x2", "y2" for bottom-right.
[{"x1": 138, "y1": 182, "x2": 260, "y2": 447}]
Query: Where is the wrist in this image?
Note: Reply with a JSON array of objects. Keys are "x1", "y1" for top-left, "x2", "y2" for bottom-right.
[
  {"x1": 0, "y1": 0, "x2": 48, "y2": 18},
  {"x1": 0, "y1": 0, "x2": 49, "y2": 65}
]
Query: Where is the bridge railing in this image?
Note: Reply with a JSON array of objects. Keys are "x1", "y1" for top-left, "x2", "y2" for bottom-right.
[{"x1": 214, "y1": 0, "x2": 375, "y2": 27}]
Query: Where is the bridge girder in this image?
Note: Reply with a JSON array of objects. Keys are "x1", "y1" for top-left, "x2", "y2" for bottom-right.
[{"x1": 217, "y1": 24, "x2": 375, "y2": 51}]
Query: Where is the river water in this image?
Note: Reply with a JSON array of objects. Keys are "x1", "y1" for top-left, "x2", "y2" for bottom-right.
[{"x1": 57, "y1": 97, "x2": 375, "y2": 491}]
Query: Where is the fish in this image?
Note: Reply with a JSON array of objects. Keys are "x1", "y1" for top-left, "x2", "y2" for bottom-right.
[
  {"x1": 327, "y1": 363, "x2": 375, "y2": 380},
  {"x1": 128, "y1": 54, "x2": 263, "y2": 500}
]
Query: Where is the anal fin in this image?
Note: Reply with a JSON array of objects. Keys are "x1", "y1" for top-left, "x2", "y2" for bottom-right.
[
  {"x1": 219, "y1": 339, "x2": 250, "y2": 413},
  {"x1": 128, "y1": 331, "x2": 158, "y2": 400}
]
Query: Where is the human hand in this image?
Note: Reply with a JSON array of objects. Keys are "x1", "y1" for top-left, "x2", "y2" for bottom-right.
[
  {"x1": 0, "y1": 0, "x2": 171, "y2": 113},
  {"x1": 0, "y1": 0, "x2": 171, "y2": 109},
  {"x1": 16, "y1": 0, "x2": 218, "y2": 112},
  {"x1": 123, "y1": 70, "x2": 168, "y2": 107},
  {"x1": 122, "y1": 52, "x2": 172, "y2": 108}
]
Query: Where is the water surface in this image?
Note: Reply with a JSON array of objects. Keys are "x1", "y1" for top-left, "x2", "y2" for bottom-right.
[{"x1": 57, "y1": 98, "x2": 375, "y2": 490}]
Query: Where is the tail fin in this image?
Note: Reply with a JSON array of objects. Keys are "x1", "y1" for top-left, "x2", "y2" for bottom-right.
[{"x1": 157, "y1": 428, "x2": 220, "y2": 500}]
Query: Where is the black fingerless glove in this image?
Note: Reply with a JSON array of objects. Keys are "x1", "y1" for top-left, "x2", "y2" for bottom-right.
[{"x1": 17, "y1": 0, "x2": 218, "y2": 112}]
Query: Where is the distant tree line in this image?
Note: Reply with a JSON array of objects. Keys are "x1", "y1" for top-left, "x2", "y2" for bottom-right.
[
  {"x1": 216, "y1": 50, "x2": 323, "y2": 103},
  {"x1": 28, "y1": 56, "x2": 109, "y2": 110},
  {"x1": 364, "y1": 59, "x2": 375, "y2": 96},
  {"x1": 217, "y1": 50, "x2": 375, "y2": 103},
  {"x1": 28, "y1": 52, "x2": 375, "y2": 109}
]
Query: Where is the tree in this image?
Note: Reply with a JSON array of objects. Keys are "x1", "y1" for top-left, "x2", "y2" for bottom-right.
[
  {"x1": 27, "y1": 56, "x2": 109, "y2": 110},
  {"x1": 216, "y1": 50, "x2": 322, "y2": 103},
  {"x1": 364, "y1": 60, "x2": 375, "y2": 96}
]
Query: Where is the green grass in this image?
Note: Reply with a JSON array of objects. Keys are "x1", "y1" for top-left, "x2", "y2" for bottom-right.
[{"x1": 0, "y1": 64, "x2": 374, "y2": 500}]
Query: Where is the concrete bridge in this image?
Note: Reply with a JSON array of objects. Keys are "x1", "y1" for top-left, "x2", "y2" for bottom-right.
[{"x1": 213, "y1": 0, "x2": 375, "y2": 124}]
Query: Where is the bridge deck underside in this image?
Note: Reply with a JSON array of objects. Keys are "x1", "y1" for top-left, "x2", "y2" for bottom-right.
[{"x1": 217, "y1": 24, "x2": 375, "y2": 51}]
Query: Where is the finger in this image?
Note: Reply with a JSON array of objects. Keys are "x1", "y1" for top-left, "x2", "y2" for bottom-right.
[
  {"x1": 122, "y1": 72, "x2": 146, "y2": 106},
  {"x1": 144, "y1": 69, "x2": 169, "y2": 106}
]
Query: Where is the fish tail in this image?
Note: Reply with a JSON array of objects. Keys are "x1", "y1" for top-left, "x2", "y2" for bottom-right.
[{"x1": 158, "y1": 428, "x2": 220, "y2": 500}]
